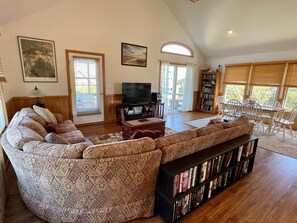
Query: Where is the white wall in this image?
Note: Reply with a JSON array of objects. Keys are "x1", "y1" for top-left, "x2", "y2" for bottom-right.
[
  {"x1": 0, "y1": 0, "x2": 204, "y2": 101},
  {"x1": 206, "y1": 49, "x2": 297, "y2": 93}
]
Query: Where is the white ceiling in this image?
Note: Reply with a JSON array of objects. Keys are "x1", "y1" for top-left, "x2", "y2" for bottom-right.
[
  {"x1": 0, "y1": 0, "x2": 61, "y2": 26},
  {"x1": 164, "y1": 0, "x2": 297, "y2": 58},
  {"x1": 1, "y1": 0, "x2": 297, "y2": 59}
]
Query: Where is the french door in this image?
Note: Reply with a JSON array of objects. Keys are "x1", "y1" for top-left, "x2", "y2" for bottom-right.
[{"x1": 161, "y1": 63, "x2": 190, "y2": 114}]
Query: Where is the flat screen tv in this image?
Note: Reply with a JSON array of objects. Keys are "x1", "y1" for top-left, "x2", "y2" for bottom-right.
[{"x1": 122, "y1": 83, "x2": 151, "y2": 104}]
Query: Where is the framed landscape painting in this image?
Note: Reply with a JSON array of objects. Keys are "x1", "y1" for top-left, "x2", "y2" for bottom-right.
[
  {"x1": 18, "y1": 36, "x2": 58, "y2": 82},
  {"x1": 121, "y1": 42, "x2": 147, "y2": 67}
]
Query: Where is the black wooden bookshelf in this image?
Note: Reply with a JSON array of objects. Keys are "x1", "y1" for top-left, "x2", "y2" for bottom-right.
[{"x1": 156, "y1": 134, "x2": 258, "y2": 223}]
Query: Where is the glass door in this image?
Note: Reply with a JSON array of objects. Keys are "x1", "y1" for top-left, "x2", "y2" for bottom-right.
[{"x1": 161, "y1": 64, "x2": 187, "y2": 114}]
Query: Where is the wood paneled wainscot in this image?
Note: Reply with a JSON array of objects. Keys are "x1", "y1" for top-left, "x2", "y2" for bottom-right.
[{"x1": 6, "y1": 96, "x2": 70, "y2": 121}]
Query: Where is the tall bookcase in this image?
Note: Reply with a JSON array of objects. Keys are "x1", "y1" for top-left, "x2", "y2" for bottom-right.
[
  {"x1": 198, "y1": 71, "x2": 221, "y2": 113},
  {"x1": 156, "y1": 135, "x2": 258, "y2": 223}
]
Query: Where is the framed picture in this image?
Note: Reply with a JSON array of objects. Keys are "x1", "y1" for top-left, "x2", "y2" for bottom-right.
[
  {"x1": 18, "y1": 36, "x2": 58, "y2": 82},
  {"x1": 121, "y1": 42, "x2": 147, "y2": 67}
]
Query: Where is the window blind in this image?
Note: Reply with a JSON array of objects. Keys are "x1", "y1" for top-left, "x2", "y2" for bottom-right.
[
  {"x1": 250, "y1": 63, "x2": 285, "y2": 86},
  {"x1": 285, "y1": 63, "x2": 297, "y2": 87},
  {"x1": 224, "y1": 65, "x2": 250, "y2": 84}
]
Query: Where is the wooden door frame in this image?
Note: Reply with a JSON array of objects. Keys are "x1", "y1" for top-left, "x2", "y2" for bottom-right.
[{"x1": 65, "y1": 49, "x2": 106, "y2": 121}]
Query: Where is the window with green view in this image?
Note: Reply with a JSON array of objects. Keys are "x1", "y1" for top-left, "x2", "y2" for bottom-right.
[{"x1": 224, "y1": 84, "x2": 245, "y2": 102}]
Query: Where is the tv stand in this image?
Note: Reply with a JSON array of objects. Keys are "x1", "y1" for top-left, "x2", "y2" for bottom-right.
[{"x1": 116, "y1": 102, "x2": 164, "y2": 124}]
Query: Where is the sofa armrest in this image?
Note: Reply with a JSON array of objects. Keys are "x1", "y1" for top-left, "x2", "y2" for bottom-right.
[{"x1": 53, "y1": 114, "x2": 64, "y2": 124}]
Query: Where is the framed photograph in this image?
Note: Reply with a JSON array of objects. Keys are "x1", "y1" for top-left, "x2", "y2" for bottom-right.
[
  {"x1": 121, "y1": 42, "x2": 147, "y2": 67},
  {"x1": 18, "y1": 36, "x2": 58, "y2": 82}
]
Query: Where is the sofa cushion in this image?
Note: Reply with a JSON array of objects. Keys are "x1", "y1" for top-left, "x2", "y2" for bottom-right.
[
  {"x1": 33, "y1": 105, "x2": 57, "y2": 124},
  {"x1": 54, "y1": 113, "x2": 64, "y2": 124},
  {"x1": 45, "y1": 133, "x2": 70, "y2": 144},
  {"x1": 83, "y1": 137, "x2": 156, "y2": 159},
  {"x1": 7, "y1": 111, "x2": 20, "y2": 128},
  {"x1": 55, "y1": 120, "x2": 77, "y2": 134},
  {"x1": 155, "y1": 130, "x2": 196, "y2": 149},
  {"x1": 25, "y1": 113, "x2": 47, "y2": 127},
  {"x1": 6, "y1": 126, "x2": 44, "y2": 149},
  {"x1": 23, "y1": 141, "x2": 88, "y2": 159},
  {"x1": 193, "y1": 124, "x2": 224, "y2": 137},
  {"x1": 13, "y1": 116, "x2": 47, "y2": 137},
  {"x1": 59, "y1": 130, "x2": 86, "y2": 144},
  {"x1": 19, "y1": 107, "x2": 35, "y2": 117},
  {"x1": 221, "y1": 115, "x2": 249, "y2": 129}
]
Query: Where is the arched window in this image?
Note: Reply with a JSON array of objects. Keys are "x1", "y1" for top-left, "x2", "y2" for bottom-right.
[{"x1": 161, "y1": 42, "x2": 193, "y2": 57}]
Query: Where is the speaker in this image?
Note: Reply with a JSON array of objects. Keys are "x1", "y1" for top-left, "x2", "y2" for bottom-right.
[{"x1": 152, "y1": 92, "x2": 162, "y2": 103}]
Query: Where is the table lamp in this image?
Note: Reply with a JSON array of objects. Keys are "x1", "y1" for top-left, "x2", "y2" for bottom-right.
[{"x1": 28, "y1": 86, "x2": 45, "y2": 108}]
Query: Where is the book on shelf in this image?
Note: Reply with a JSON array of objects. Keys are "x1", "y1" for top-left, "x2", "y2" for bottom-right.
[
  {"x1": 182, "y1": 170, "x2": 189, "y2": 192},
  {"x1": 192, "y1": 165, "x2": 198, "y2": 187},
  {"x1": 237, "y1": 146, "x2": 243, "y2": 162},
  {"x1": 173, "y1": 174, "x2": 180, "y2": 197}
]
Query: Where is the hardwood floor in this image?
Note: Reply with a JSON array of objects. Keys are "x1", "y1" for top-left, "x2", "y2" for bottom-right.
[{"x1": 4, "y1": 112, "x2": 297, "y2": 223}]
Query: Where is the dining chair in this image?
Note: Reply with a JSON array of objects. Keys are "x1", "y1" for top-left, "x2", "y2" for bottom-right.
[
  {"x1": 263, "y1": 100, "x2": 282, "y2": 108},
  {"x1": 262, "y1": 100, "x2": 282, "y2": 122},
  {"x1": 216, "y1": 96, "x2": 226, "y2": 118},
  {"x1": 242, "y1": 102, "x2": 264, "y2": 135},
  {"x1": 272, "y1": 106, "x2": 297, "y2": 141},
  {"x1": 243, "y1": 98, "x2": 260, "y2": 105},
  {"x1": 224, "y1": 99, "x2": 242, "y2": 120}
]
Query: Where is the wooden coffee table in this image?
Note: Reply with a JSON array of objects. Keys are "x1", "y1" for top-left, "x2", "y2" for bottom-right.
[{"x1": 122, "y1": 117, "x2": 166, "y2": 140}]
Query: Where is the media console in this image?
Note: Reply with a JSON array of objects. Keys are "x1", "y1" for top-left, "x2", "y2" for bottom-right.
[{"x1": 116, "y1": 102, "x2": 164, "y2": 124}]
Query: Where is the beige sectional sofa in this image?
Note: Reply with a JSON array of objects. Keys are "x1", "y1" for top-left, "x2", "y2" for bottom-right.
[{"x1": 1, "y1": 107, "x2": 254, "y2": 223}]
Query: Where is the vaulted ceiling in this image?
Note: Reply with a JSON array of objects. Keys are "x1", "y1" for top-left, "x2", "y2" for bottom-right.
[
  {"x1": 164, "y1": 0, "x2": 297, "y2": 58},
  {"x1": 1, "y1": 0, "x2": 297, "y2": 59}
]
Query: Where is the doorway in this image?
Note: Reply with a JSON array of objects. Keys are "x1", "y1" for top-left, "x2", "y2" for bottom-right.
[
  {"x1": 160, "y1": 63, "x2": 193, "y2": 114},
  {"x1": 66, "y1": 50, "x2": 105, "y2": 125}
]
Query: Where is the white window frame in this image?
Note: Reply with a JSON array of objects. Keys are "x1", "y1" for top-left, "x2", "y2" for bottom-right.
[{"x1": 161, "y1": 42, "x2": 193, "y2": 57}]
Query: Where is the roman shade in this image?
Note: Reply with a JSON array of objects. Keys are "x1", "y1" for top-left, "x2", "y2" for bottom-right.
[
  {"x1": 250, "y1": 63, "x2": 285, "y2": 86},
  {"x1": 285, "y1": 63, "x2": 297, "y2": 87},
  {"x1": 224, "y1": 64, "x2": 250, "y2": 84}
]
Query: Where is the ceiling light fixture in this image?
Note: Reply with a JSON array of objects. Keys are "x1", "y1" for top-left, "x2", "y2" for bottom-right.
[
  {"x1": 191, "y1": 0, "x2": 199, "y2": 3},
  {"x1": 228, "y1": 29, "x2": 234, "y2": 35}
]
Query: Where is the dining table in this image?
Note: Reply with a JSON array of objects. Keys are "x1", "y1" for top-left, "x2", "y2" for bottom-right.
[{"x1": 221, "y1": 102, "x2": 285, "y2": 137}]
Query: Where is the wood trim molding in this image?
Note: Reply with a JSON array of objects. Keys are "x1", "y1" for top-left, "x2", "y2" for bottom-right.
[{"x1": 65, "y1": 49, "x2": 106, "y2": 121}]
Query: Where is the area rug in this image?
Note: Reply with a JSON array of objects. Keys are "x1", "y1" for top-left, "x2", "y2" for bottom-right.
[
  {"x1": 89, "y1": 127, "x2": 177, "y2": 145},
  {"x1": 258, "y1": 129, "x2": 297, "y2": 159},
  {"x1": 184, "y1": 116, "x2": 220, "y2": 128}
]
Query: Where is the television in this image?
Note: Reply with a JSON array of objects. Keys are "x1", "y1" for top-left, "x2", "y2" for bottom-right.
[{"x1": 122, "y1": 83, "x2": 152, "y2": 104}]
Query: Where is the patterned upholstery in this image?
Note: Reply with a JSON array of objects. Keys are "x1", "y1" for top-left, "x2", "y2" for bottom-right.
[
  {"x1": 55, "y1": 120, "x2": 77, "y2": 134},
  {"x1": 45, "y1": 133, "x2": 70, "y2": 144},
  {"x1": 13, "y1": 116, "x2": 48, "y2": 137},
  {"x1": 6, "y1": 126, "x2": 44, "y2": 149},
  {"x1": 2, "y1": 134, "x2": 162, "y2": 223},
  {"x1": 83, "y1": 137, "x2": 156, "y2": 159},
  {"x1": 193, "y1": 124, "x2": 224, "y2": 137},
  {"x1": 23, "y1": 141, "x2": 88, "y2": 159},
  {"x1": 155, "y1": 130, "x2": 196, "y2": 149},
  {"x1": 54, "y1": 113, "x2": 64, "y2": 124},
  {"x1": 59, "y1": 130, "x2": 86, "y2": 144},
  {"x1": 221, "y1": 115, "x2": 249, "y2": 129},
  {"x1": 159, "y1": 122, "x2": 254, "y2": 164}
]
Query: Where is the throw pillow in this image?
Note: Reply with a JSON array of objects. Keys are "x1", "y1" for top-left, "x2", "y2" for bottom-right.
[
  {"x1": 33, "y1": 105, "x2": 57, "y2": 124},
  {"x1": 45, "y1": 133, "x2": 70, "y2": 144},
  {"x1": 13, "y1": 116, "x2": 48, "y2": 137},
  {"x1": 6, "y1": 125, "x2": 44, "y2": 149},
  {"x1": 45, "y1": 123, "x2": 57, "y2": 133}
]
